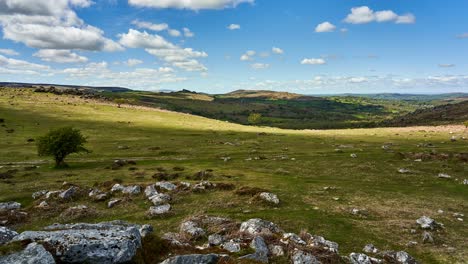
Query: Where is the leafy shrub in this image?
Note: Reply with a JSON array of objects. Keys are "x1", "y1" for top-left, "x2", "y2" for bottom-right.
[
  {"x1": 37, "y1": 127, "x2": 88, "y2": 168},
  {"x1": 247, "y1": 113, "x2": 262, "y2": 125}
]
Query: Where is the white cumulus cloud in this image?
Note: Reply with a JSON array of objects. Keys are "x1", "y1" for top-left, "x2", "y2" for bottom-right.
[
  {"x1": 33, "y1": 49, "x2": 88, "y2": 63},
  {"x1": 227, "y1": 24, "x2": 240, "y2": 30},
  {"x1": 315, "y1": 22, "x2": 336, "y2": 32},
  {"x1": 272, "y1": 47, "x2": 284, "y2": 54},
  {"x1": 0, "y1": 49, "x2": 19, "y2": 56},
  {"x1": 128, "y1": 0, "x2": 254, "y2": 10},
  {"x1": 344, "y1": 6, "x2": 415, "y2": 24},
  {"x1": 301, "y1": 58, "x2": 326, "y2": 65}
]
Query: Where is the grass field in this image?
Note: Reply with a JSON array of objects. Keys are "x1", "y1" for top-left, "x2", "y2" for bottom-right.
[{"x1": 0, "y1": 88, "x2": 467, "y2": 263}]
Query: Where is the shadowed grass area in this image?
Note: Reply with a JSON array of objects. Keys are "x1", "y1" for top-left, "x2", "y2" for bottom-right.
[{"x1": 0, "y1": 89, "x2": 467, "y2": 263}]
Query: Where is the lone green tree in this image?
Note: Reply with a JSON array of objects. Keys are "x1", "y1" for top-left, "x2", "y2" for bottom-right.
[
  {"x1": 248, "y1": 113, "x2": 262, "y2": 125},
  {"x1": 114, "y1": 98, "x2": 126, "y2": 108},
  {"x1": 37, "y1": 127, "x2": 88, "y2": 168}
]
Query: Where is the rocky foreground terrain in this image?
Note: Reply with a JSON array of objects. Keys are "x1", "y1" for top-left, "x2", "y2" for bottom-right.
[{"x1": 0, "y1": 176, "x2": 451, "y2": 263}]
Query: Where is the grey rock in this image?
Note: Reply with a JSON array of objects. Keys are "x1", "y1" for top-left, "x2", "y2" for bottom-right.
[
  {"x1": 350, "y1": 253, "x2": 372, "y2": 264},
  {"x1": 162, "y1": 232, "x2": 189, "y2": 246},
  {"x1": 144, "y1": 185, "x2": 158, "y2": 197},
  {"x1": 310, "y1": 235, "x2": 339, "y2": 253},
  {"x1": 398, "y1": 168, "x2": 410, "y2": 174},
  {"x1": 422, "y1": 231, "x2": 434, "y2": 244},
  {"x1": 363, "y1": 244, "x2": 378, "y2": 254},
  {"x1": 291, "y1": 250, "x2": 320, "y2": 264},
  {"x1": 13, "y1": 222, "x2": 142, "y2": 264},
  {"x1": 240, "y1": 218, "x2": 282, "y2": 236},
  {"x1": 37, "y1": 201, "x2": 49, "y2": 208},
  {"x1": 239, "y1": 236, "x2": 269, "y2": 263},
  {"x1": 59, "y1": 186, "x2": 79, "y2": 199},
  {"x1": 269, "y1": 245, "x2": 285, "y2": 256},
  {"x1": 139, "y1": 224, "x2": 153, "y2": 238},
  {"x1": 45, "y1": 191, "x2": 61, "y2": 199},
  {"x1": 416, "y1": 216, "x2": 440, "y2": 230},
  {"x1": 382, "y1": 251, "x2": 417, "y2": 264},
  {"x1": 149, "y1": 193, "x2": 171, "y2": 205},
  {"x1": 122, "y1": 185, "x2": 141, "y2": 195},
  {"x1": 108, "y1": 199, "x2": 121, "y2": 208},
  {"x1": 160, "y1": 254, "x2": 220, "y2": 264},
  {"x1": 281, "y1": 232, "x2": 306, "y2": 245},
  {"x1": 463, "y1": 179, "x2": 468, "y2": 185},
  {"x1": 156, "y1": 181, "x2": 177, "y2": 191},
  {"x1": 89, "y1": 189, "x2": 108, "y2": 201},
  {"x1": 350, "y1": 153, "x2": 358, "y2": 158},
  {"x1": 0, "y1": 242, "x2": 55, "y2": 264},
  {"x1": 180, "y1": 221, "x2": 205, "y2": 239},
  {"x1": 32, "y1": 190, "x2": 48, "y2": 199},
  {"x1": 208, "y1": 234, "x2": 224, "y2": 246},
  {"x1": 259, "y1": 192, "x2": 280, "y2": 204},
  {"x1": 148, "y1": 204, "x2": 171, "y2": 216},
  {"x1": 0, "y1": 201, "x2": 21, "y2": 211},
  {"x1": 111, "y1": 184, "x2": 125, "y2": 193},
  {"x1": 0, "y1": 226, "x2": 18, "y2": 245},
  {"x1": 222, "y1": 240, "x2": 241, "y2": 253},
  {"x1": 437, "y1": 173, "x2": 451, "y2": 179}
]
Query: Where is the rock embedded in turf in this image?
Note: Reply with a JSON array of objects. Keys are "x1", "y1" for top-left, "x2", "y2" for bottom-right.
[
  {"x1": 382, "y1": 251, "x2": 417, "y2": 264},
  {"x1": 180, "y1": 221, "x2": 206, "y2": 240},
  {"x1": 37, "y1": 201, "x2": 49, "y2": 208},
  {"x1": 0, "y1": 201, "x2": 21, "y2": 211},
  {"x1": 310, "y1": 235, "x2": 339, "y2": 253},
  {"x1": 148, "y1": 204, "x2": 171, "y2": 216},
  {"x1": 350, "y1": 153, "x2": 358, "y2": 158},
  {"x1": 160, "y1": 254, "x2": 221, "y2": 264},
  {"x1": 0, "y1": 226, "x2": 18, "y2": 245},
  {"x1": 111, "y1": 183, "x2": 125, "y2": 192},
  {"x1": 59, "y1": 186, "x2": 79, "y2": 199},
  {"x1": 108, "y1": 199, "x2": 121, "y2": 208},
  {"x1": 291, "y1": 250, "x2": 320, "y2": 264},
  {"x1": 240, "y1": 218, "x2": 282, "y2": 236},
  {"x1": 363, "y1": 244, "x2": 378, "y2": 254},
  {"x1": 349, "y1": 253, "x2": 375, "y2": 264},
  {"x1": 437, "y1": 173, "x2": 451, "y2": 179},
  {"x1": 222, "y1": 240, "x2": 241, "y2": 253},
  {"x1": 259, "y1": 192, "x2": 280, "y2": 204},
  {"x1": 208, "y1": 234, "x2": 224, "y2": 246},
  {"x1": 13, "y1": 222, "x2": 142, "y2": 264},
  {"x1": 0, "y1": 242, "x2": 55, "y2": 264},
  {"x1": 149, "y1": 193, "x2": 171, "y2": 205},
  {"x1": 398, "y1": 168, "x2": 410, "y2": 174},
  {"x1": 32, "y1": 190, "x2": 48, "y2": 199},
  {"x1": 144, "y1": 184, "x2": 158, "y2": 197},
  {"x1": 139, "y1": 224, "x2": 153, "y2": 238},
  {"x1": 281, "y1": 233, "x2": 307, "y2": 245},
  {"x1": 269, "y1": 244, "x2": 285, "y2": 256},
  {"x1": 239, "y1": 236, "x2": 269, "y2": 263},
  {"x1": 416, "y1": 216, "x2": 441, "y2": 230},
  {"x1": 122, "y1": 185, "x2": 141, "y2": 195},
  {"x1": 422, "y1": 231, "x2": 434, "y2": 244},
  {"x1": 156, "y1": 181, "x2": 177, "y2": 191}
]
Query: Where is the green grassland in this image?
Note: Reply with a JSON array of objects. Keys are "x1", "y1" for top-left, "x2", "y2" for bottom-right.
[{"x1": 1, "y1": 88, "x2": 467, "y2": 263}]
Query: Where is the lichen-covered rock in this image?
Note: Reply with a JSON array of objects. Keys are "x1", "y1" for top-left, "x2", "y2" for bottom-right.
[
  {"x1": 0, "y1": 201, "x2": 21, "y2": 211},
  {"x1": 122, "y1": 185, "x2": 141, "y2": 195},
  {"x1": 13, "y1": 222, "x2": 142, "y2": 264},
  {"x1": 281, "y1": 233, "x2": 306, "y2": 245},
  {"x1": 149, "y1": 193, "x2": 171, "y2": 205},
  {"x1": 111, "y1": 184, "x2": 125, "y2": 193},
  {"x1": 32, "y1": 190, "x2": 48, "y2": 200},
  {"x1": 144, "y1": 185, "x2": 158, "y2": 197},
  {"x1": 148, "y1": 204, "x2": 171, "y2": 216},
  {"x1": 45, "y1": 191, "x2": 61, "y2": 199},
  {"x1": 208, "y1": 234, "x2": 224, "y2": 246},
  {"x1": 259, "y1": 192, "x2": 280, "y2": 204},
  {"x1": 222, "y1": 240, "x2": 241, "y2": 253},
  {"x1": 160, "y1": 254, "x2": 220, "y2": 264},
  {"x1": 416, "y1": 216, "x2": 441, "y2": 230},
  {"x1": 180, "y1": 221, "x2": 205, "y2": 239},
  {"x1": 240, "y1": 218, "x2": 282, "y2": 236},
  {"x1": 422, "y1": 231, "x2": 434, "y2": 244},
  {"x1": 269, "y1": 244, "x2": 285, "y2": 256},
  {"x1": 350, "y1": 253, "x2": 372, "y2": 264},
  {"x1": 162, "y1": 232, "x2": 189, "y2": 246},
  {"x1": 0, "y1": 226, "x2": 18, "y2": 245},
  {"x1": 59, "y1": 186, "x2": 79, "y2": 199},
  {"x1": 310, "y1": 235, "x2": 339, "y2": 253},
  {"x1": 291, "y1": 250, "x2": 320, "y2": 264},
  {"x1": 108, "y1": 199, "x2": 121, "y2": 208},
  {"x1": 239, "y1": 236, "x2": 269, "y2": 263},
  {"x1": 139, "y1": 224, "x2": 153, "y2": 238},
  {"x1": 156, "y1": 181, "x2": 177, "y2": 191},
  {"x1": 382, "y1": 251, "x2": 417, "y2": 264},
  {"x1": 0, "y1": 242, "x2": 55, "y2": 264},
  {"x1": 363, "y1": 244, "x2": 378, "y2": 254},
  {"x1": 37, "y1": 201, "x2": 49, "y2": 209}
]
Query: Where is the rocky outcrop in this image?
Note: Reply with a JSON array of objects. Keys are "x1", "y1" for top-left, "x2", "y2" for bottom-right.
[
  {"x1": 240, "y1": 218, "x2": 282, "y2": 236},
  {"x1": 0, "y1": 201, "x2": 21, "y2": 211},
  {"x1": 259, "y1": 192, "x2": 280, "y2": 204},
  {"x1": 13, "y1": 221, "x2": 144, "y2": 264},
  {"x1": 180, "y1": 221, "x2": 206, "y2": 240},
  {"x1": 239, "y1": 236, "x2": 269, "y2": 263},
  {"x1": 416, "y1": 216, "x2": 441, "y2": 230},
  {"x1": 160, "y1": 254, "x2": 221, "y2": 264},
  {"x1": 148, "y1": 204, "x2": 171, "y2": 216},
  {"x1": 0, "y1": 226, "x2": 18, "y2": 245},
  {"x1": 0, "y1": 243, "x2": 55, "y2": 264}
]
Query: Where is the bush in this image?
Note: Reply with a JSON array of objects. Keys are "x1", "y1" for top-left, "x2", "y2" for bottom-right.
[
  {"x1": 464, "y1": 121, "x2": 468, "y2": 128},
  {"x1": 247, "y1": 113, "x2": 262, "y2": 125},
  {"x1": 37, "y1": 127, "x2": 89, "y2": 168}
]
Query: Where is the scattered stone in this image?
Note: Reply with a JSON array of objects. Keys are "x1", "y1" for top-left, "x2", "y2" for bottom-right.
[
  {"x1": 350, "y1": 153, "x2": 358, "y2": 158},
  {"x1": 118, "y1": 145, "x2": 129, "y2": 150},
  {"x1": 453, "y1": 212, "x2": 464, "y2": 218},
  {"x1": 149, "y1": 193, "x2": 171, "y2": 205},
  {"x1": 180, "y1": 221, "x2": 206, "y2": 240},
  {"x1": 108, "y1": 199, "x2": 121, "y2": 208},
  {"x1": 0, "y1": 201, "x2": 21, "y2": 211},
  {"x1": 416, "y1": 216, "x2": 441, "y2": 230},
  {"x1": 291, "y1": 249, "x2": 320, "y2": 264},
  {"x1": 32, "y1": 190, "x2": 48, "y2": 199},
  {"x1": 450, "y1": 136, "x2": 457, "y2": 142},
  {"x1": 463, "y1": 179, "x2": 468, "y2": 185},
  {"x1": 45, "y1": 191, "x2": 61, "y2": 199},
  {"x1": 111, "y1": 184, "x2": 125, "y2": 192},
  {"x1": 349, "y1": 253, "x2": 372, "y2": 264},
  {"x1": 239, "y1": 236, "x2": 269, "y2": 263},
  {"x1": 179, "y1": 181, "x2": 191, "y2": 188},
  {"x1": 240, "y1": 218, "x2": 282, "y2": 236},
  {"x1": 160, "y1": 254, "x2": 221, "y2": 264},
  {"x1": 193, "y1": 181, "x2": 217, "y2": 191},
  {"x1": 0, "y1": 242, "x2": 55, "y2": 264},
  {"x1": 122, "y1": 185, "x2": 141, "y2": 195},
  {"x1": 406, "y1": 241, "x2": 418, "y2": 247},
  {"x1": 222, "y1": 240, "x2": 241, "y2": 253},
  {"x1": 437, "y1": 209, "x2": 444, "y2": 214},
  {"x1": 162, "y1": 232, "x2": 189, "y2": 247},
  {"x1": 89, "y1": 189, "x2": 108, "y2": 201},
  {"x1": 422, "y1": 231, "x2": 434, "y2": 244},
  {"x1": 139, "y1": 224, "x2": 153, "y2": 238},
  {"x1": 269, "y1": 245, "x2": 285, "y2": 256},
  {"x1": 259, "y1": 192, "x2": 280, "y2": 204},
  {"x1": 382, "y1": 251, "x2": 417, "y2": 264},
  {"x1": 144, "y1": 185, "x2": 158, "y2": 197},
  {"x1": 281, "y1": 233, "x2": 306, "y2": 245},
  {"x1": 156, "y1": 181, "x2": 177, "y2": 191},
  {"x1": 437, "y1": 173, "x2": 451, "y2": 179},
  {"x1": 13, "y1": 221, "x2": 142, "y2": 263},
  {"x1": 148, "y1": 204, "x2": 171, "y2": 216},
  {"x1": 0, "y1": 226, "x2": 18, "y2": 245},
  {"x1": 398, "y1": 168, "x2": 410, "y2": 174},
  {"x1": 37, "y1": 201, "x2": 49, "y2": 208},
  {"x1": 310, "y1": 235, "x2": 339, "y2": 253},
  {"x1": 59, "y1": 186, "x2": 79, "y2": 199},
  {"x1": 363, "y1": 244, "x2": 378, "y2": 254},
  {"x1": 208, "y1": 234, "x2": 224, "y2": 246}
]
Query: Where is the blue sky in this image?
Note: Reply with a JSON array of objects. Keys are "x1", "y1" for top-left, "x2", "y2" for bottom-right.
[{"x1": 0, "y1": 0, "x2": 467, "y2": 94}]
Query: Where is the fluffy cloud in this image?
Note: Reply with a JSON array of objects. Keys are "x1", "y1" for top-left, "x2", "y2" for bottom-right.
[
  {"x1": 240, "y1": 50, "x2": 255, "y2": 61},
  {"x1": 272, "y1": 47, "x2": 284, "y2": 54},
  {"x1": 168, "y1": 29, "x2": 181, "y2": 37},
  {"x1": 438, "y1": 64, "x2": 455, "y2": 68},
  {"x1": 0, "y1": 0, "x2": 122, "y2": 51},
  {"x1": 183, "y1": 28, "x2": 194, "y2": 37},
  {"x1": 301, "y1": 58, "x2": 326, "y2": 65},
  {"x1": 227, "y1": 24, "x2": 240, "y2": 30},
  {"x1": 344, "y1": 6, "x2": 415, "y2": 24},
  {"x1": 0, "y1": 49, "x2": 19, "y2": 56},
  {"x1": 251, "y1": 63, "x2": 269, "y2": 70},
  {"x1": 128, "y1": 0, "x2": 254, "y2": 10},
  {"x1": 132, "y1": 20, "x2": 168, "y2": 31},
  {"x1": 33, "y1": 49, "x2": 88, "y2": 63},
  {"x1": 315, "y1": 22, "x2": 336, "y2": 32},
  {"x1": 119, "y1": 29, "x2": 208, "y2": 71},
  {"x1": 0, "y1": 54, "x2": 50, "y2": 75},
  {"x1": 125, "y1": 59, "x2": 143, "y2": 66}
]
